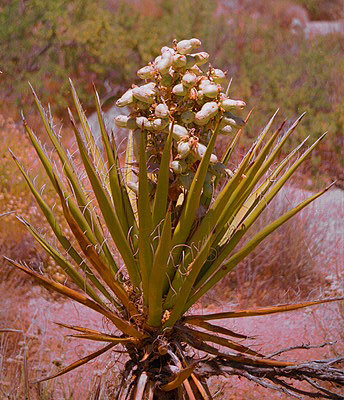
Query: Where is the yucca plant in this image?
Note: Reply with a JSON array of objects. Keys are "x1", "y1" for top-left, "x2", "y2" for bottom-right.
[{"x1": 5, "y1": 38, "x2": 344, "y2": 399}]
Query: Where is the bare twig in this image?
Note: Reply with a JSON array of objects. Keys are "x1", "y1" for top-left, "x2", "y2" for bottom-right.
[
  {"x1": 265, "y1": 341, "x2": 336, "y2": 359},
  {"x1": 195, "y1": 356, "x2": 344, "y2": 399}
]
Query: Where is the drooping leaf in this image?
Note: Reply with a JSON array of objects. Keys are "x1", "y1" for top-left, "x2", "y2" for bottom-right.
[
  {"x1": 190, "y1": 373, "x2": 212, "y2": 400},
  {"x1": 52, "y1": 173, "x2": 133, "y2": 313},
  {"x1": 184, "y1": 334, "x2": 295, "y2": 367},
  {"x1": 4, "y1": 257, "x2": 144, "y2": 338},
  {"x1": 184, "y1": 297, "x2": 344, "y2": 322},
  {"x1": 35, "y1": 342, "x2": 117, "y2": 383},
  {"x1": 183, "y1": 326, "x2": 263, "y2": 356},
  {"x1": 184, "y1": 319, "x2": 251, "y2": 339},
  {"x1": 55, "y1": 322, "x2": 106, "y2": 335},
  {"x1": 67, "y1": 333, "x2": 137, "y2": 344}
]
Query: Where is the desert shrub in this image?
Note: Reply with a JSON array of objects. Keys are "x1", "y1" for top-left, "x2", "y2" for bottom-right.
[{"x1": 0, "y1": 0, "x2": 115, "y2": 113}]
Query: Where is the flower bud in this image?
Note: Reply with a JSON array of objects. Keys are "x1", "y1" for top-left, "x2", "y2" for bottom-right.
[
  {"x1": 182, "y1": 71, "x2": 197, "y2": 87},
  {"x1": 195, "y1": 102, "x2": 218, "y2": 125},
  {"x1": 156, "y1": 51, "x2": 173, "y2": 74},
  {"x1": 203, "y1": 83, "x2": 219, "y2": 98},
  {"x1": 210, "y1": 154, "x2": 219, "y2": 163},
  {"x1": 172, "y1": 83, "x2": 187, "y2": 96},
  {"x1": 172, "y1": 54, "x2": 187, "y2": 68},
  {"x1": 171, "y1": 160, "x2": 187, "y2": 174},
  {"x1": 114, "y1": 115, "x2": 130, "y2": 128},
  {"x1": 155, "y1": 103, "x2": 169, "y2": 118},
  {"x1": 211, "y1": 68, "x2": 226, "y2": 83},
  {"x1": 221, "y1": 98, "x2": 246, "y2": 111},
  {"x1": 136, "y1": 116, "x2": 154, "y2": 131},
  {"x1": 114, "y1": 115, "x2": 137, "y2": 129},
  {"x1": 193, "y1": 52, "x2": 209, "y2": 66},
  {"x1": 194, "y1": 114, "x2": 209, "y2": 126},
  {"x1": 190, "y1": 38, "x2": 202, "y2": 47},
  {"x1": 161, "y1": 46, "x2": 175, "y2": 56},
  {"x1": 132, "y1": 82, "x2": 157, "y2": 104},
  {"x1": 189, "y1": 65, "x2": 202, "y2": 75},
  {"x1": 136, "y1": 116, "x2": 148, "y2": 128},
  {"x1": 177, "y1": 141, "x2": 191, "y2": 159},
  {"x1": 180, "y1": 110, "x2": 195, "y2": 124},
  {"x1": 137, "y1": 65, "x2": 155, "y2": 80},
  {"x1": 116, "y1": 88, "x2": 134, "y2": 107},
  {"x1": 176, "y1": 38, "x2": 201, "y2": 54},
  {"x1": 199, "y1": 79, "x2": 211, "y2": 90},
  {"x1": 170, "y1": 123, "x2": 188, "y2": 140},
  {"x1": 220, "y1": 125, "x2": 233, "y2": 135},
  {"x1": 223, "y1": 111, "x2": 245, "y2": 128},
  {"x1": 153, "y1": 118, "x2": 169, "y2": 130},
  {"x1": 193, "y1": 142, "x2": 218, "y2": 163}
]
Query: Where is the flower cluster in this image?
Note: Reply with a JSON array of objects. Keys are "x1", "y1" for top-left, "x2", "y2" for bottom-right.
[{"x1": 115, "y1": 38, "x2": 246, "y2": 197}]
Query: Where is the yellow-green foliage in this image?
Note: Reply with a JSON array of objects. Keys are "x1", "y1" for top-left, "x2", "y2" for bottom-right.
[{"x1": 0, "y1": 0, "x2": 114, "y2": 111}]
